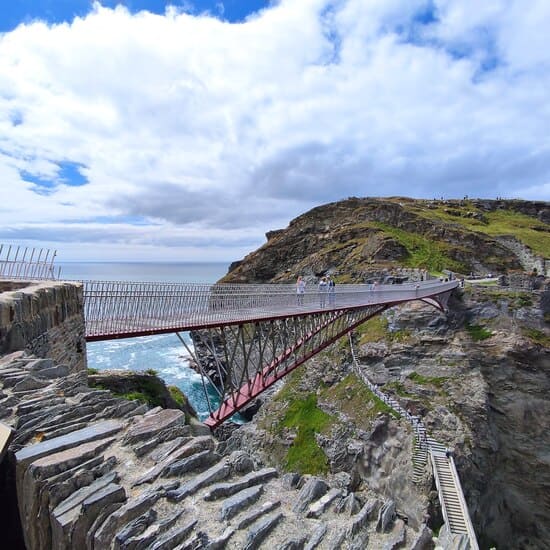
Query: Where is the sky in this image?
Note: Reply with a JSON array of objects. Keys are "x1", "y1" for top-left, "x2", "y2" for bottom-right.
[{"x1": 0, "y1": 1, "x2": 549, "y2": 262}]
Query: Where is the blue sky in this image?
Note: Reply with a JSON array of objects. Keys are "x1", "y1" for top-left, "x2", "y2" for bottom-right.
[
  {"x1": 0, "y1": 1, "x2": 271, "y2": 31},
  {"x1": 0, "y1": 0, "x2": 549, "y2": 262}
]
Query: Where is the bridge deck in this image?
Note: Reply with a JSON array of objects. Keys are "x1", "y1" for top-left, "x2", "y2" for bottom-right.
[{"x1": 83, "y1": 279, "x2": 458, "y2": 340}]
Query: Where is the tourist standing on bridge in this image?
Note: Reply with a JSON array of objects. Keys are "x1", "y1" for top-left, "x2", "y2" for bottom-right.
[
  {"x1": 296, "y1": 276, "x2": 306, "y2": 305},
  {"x1": 318, "y1": 276, "x2": 328, "y2": 307},
  {"x1": 328, "y1": 277, "x2": 336, "y2": 306}
]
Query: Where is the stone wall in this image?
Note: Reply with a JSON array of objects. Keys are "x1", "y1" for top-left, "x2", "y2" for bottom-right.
[{"x1": 0, "y1": 280, "x2": 86, "y2": 373}]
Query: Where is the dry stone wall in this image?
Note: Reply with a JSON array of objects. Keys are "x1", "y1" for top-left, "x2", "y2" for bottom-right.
[{"x1": 0, "y1": 280, "x2": 86, "y2": 373}]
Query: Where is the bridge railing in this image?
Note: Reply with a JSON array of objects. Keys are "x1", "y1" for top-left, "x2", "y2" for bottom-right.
[
  {"x1": 82, "y1": 279, "x2": 458, "y2": 337},
  {"x1": 0, "y1": 244, "x2": 60, "y2": 280}
]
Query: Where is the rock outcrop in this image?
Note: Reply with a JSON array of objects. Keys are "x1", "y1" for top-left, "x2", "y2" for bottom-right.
[
  {"x1": 88, "y1": 369, "x2": 198, "y2": 421},
  {"x1": 0, "y1": 351, "x2": 434, "y2": 549},
  {"x1": 222, "y1": 286, "x2": 549, "y2": 549},
  {"x1": 221, "y1": 197, "x2": 549, "y2": 283}
]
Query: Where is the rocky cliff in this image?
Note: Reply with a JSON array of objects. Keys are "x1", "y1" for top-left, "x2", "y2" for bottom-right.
[
  {"x1": 222, "y1": 197, "x2": 549, "y2": 283},
  {"x1": 216, "y1": 197, "x2": 549, "y2": 549}
]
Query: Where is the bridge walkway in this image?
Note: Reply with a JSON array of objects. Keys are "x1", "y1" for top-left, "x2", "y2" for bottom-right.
[{"x1": 82, "y1": 279, "x2": 457, "y2": 340}]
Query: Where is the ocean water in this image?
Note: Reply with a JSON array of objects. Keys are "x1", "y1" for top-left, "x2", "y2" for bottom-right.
[{"x1": 59, "y1": 262, "x2": 229, "y2": 420}]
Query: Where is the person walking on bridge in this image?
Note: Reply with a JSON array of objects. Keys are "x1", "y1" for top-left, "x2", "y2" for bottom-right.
[
  {"x1": 318, "y1": 276, "x2": 328, "y2": 307},
  {"x1": 296, "y1": 276, "x2": 306, "y2": 306}
]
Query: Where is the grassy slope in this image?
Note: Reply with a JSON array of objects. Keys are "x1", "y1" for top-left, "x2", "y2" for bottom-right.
[{"x1": 406, "y1": 202, "x2": 549, "y2": 258}]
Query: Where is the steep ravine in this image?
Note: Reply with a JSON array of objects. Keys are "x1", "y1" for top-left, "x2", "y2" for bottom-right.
[{"x1": 221, "y1": 287, "x2": 549, "y2": 549}]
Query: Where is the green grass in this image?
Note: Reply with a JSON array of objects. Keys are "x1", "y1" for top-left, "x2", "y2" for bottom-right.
[
  {"x1": 371, "y1": 223, "x2": 467, "y2": 272},
  {"x1": 282, "y1": 394, "x2": 331, "y2": 475},
  {"x1": 119, "y1": 391, "x2": 149, "y2": 404},
  {"x1": 168, "y1": 385, "x2": 187, "y2": 407},
  {"x1": 383, "y1": 381, "x2": 416, "y2": 398},
  {"x1": 411, "y1": 203, "x2": 550, "y2": 258},
  {"x1": 522, "y1": 328, "x2": 550, "y2": 347},
  {"x1": 273, "y1": 368, "x2": 306, "y2": 404},
  {"x1": 467, "y1": 279, "x2": 499, "y2": 287},
  {"x1": 477, "y1": 289, "x2": 533, "y2": 309},
  {"x1": 89, "y1": 374, "x2": 168, "y2": 408},
  {"x1": 321, "y1": 374, "x2": 398, "y2": 428},
  {"x1": 407, "y1": 371, "x2": 447, "y2": 388},
  {"x1": 465, "y1": 322, "x2": 493, "y2": 341},
  {"x1": 356, "y1": 316, "x2": 389, "y2": 345},
  {"x1": 355, "y1": 315, "x2": 411, "y2": 345}
]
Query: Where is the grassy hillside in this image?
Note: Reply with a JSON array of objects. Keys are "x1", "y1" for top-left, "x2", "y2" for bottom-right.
[{"x1": 223, "y1": 197, "x2": 549, "y2": 283}]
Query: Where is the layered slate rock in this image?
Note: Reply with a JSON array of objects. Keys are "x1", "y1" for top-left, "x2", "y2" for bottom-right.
[{"x1": 1, "y1": 352, "x2": 432, "y2": 549}]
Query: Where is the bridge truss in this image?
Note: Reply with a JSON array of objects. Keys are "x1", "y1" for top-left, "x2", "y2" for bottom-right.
[
  {"x1": 164, "y1": 285, "x2": 454, "y2": 428},
  {"x1": 84, "y1": 278, "x2": 456, "y2": 427}
]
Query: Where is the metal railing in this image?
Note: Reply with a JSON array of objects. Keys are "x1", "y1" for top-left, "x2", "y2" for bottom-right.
[
  {"x1": 0, "y1": 244, "x2": 60, "y2": 280},
  {"x1": 82, "y1": 279, "x2": 458, "y2": 339}
]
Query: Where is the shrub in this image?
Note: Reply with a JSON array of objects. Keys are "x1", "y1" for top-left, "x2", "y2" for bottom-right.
[
  {"x1": 168, "y1": 385, "x2": 187, "y2": 407},
  {"x1": 282, "y1": 394, "x2": 331, "y2": 475},
  {"x1": 465, "y1": 322, "x2": 492, "y2": 341}
]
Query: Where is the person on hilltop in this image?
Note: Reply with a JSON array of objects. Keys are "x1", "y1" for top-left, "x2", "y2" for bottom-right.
[
  {"x1": 318, "y1": 276, "x2": 328, "y2": 307},
  {"x1": 296, "y1": 275, "x2": 306, "y2": 305}
]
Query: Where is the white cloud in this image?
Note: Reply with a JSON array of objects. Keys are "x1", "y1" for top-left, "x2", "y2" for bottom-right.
[{"x1": 0, "y1": 0, "x2": 549, "y2": 262}]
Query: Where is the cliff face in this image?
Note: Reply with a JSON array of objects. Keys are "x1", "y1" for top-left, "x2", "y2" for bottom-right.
[
  {"x1": 217, "y1": 197, "x2": 549, "y2": 549},
  {"x1": 221, "y1": 197, "x2": 549, "y2": 283},
  {"x1": 224, "y1": 287, "x2": 549, "y2": 549}
]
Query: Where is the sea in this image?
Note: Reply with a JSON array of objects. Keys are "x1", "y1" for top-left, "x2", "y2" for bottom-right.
[{"x1": 58, "y1": 261, "x2": 230, "y2": 420}]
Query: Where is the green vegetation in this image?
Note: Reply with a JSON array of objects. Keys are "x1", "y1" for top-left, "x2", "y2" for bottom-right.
[
  {"x1": 355, "y1": 316, "x2": 411, "y2": 345},
  {"x1": 272, "y1": 368, "x2": 306, "y2": 404},
  {"x1": 476, "y1": 289, "x2": 533, "y2": 309},
  {"x1": 467, "y1": 279, "x2": 499, "y2": 287},
  {"x1": 465, "y1": 322, "x2": 493, "y2": 341},
  {"x1": 522, "y1": 328, "x2": 550, "y2": 347},
  {"x1": 371, "y1": 223, "x2": 467, "y2": 272},
  {"x1": 407, "y1": 371, "x2": 447, "y2": 388},
  {"x1": 356, "y1": 316, "x2": 388, "y2": 344},
  {"x1": 321, "y1": 374, "x2": 398, "y2": 429},
  {"x1": 269, "y1": 371, "x2": 403, "y2": 474},
  {"x1": 282, "y1": 394, "x2": 331, "y2": 475},
  {"x1": 411, "y1": 203, "x2": 550, "y2": 258},
  {"x1": 119, "y1": 391, "x2": 149, "y2": 404},
  {"x1": 383, "y1": 381, "x2": 416, "y2": 398},
  {"x1": 516, "y1": 294, "x2": 534, "y2": 308},
  {"x1": 168, "y1": 385, "x2": 187, "y2": 407},
  {"x1": 88, "y1": 374, "x2": 168, "y2": 408},
  {"x1": 87, "y1": 367, "x2": 99, "y2": 375},
  {"x1": 145, "y1": 368, "x2": 158, "y2": 376}
]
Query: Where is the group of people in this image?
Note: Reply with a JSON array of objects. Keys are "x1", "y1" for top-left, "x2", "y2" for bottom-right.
[{"x1": 296, "y1": 275, "x2": 335, "y2": 307}]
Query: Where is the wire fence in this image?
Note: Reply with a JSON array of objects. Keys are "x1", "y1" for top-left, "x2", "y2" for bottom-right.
[{"x1": 0, "y1": 244, "x2": 60, "y2": 280}]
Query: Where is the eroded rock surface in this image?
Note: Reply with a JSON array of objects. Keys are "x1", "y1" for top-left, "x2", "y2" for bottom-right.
[{"x1": 1, "y1": 351, "x2": 434, "y2": 549}]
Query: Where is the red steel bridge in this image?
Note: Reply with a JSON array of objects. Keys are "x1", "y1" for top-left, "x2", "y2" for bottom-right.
[
  {"x1": 0, "y1": 244, "x2": 458, "y2": 428},
  {"x1": 82, "y1": 278, "x2": 458, "y2": 428}
]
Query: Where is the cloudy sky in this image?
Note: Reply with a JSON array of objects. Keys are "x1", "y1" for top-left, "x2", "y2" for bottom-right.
[{"x1": 0, "y1": 0, "x2": 549, "y2": 262}]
